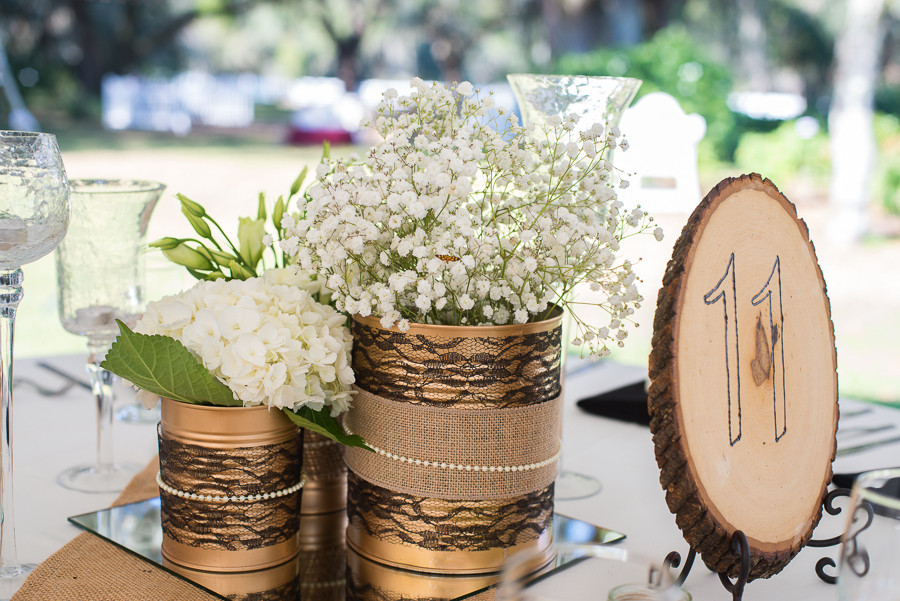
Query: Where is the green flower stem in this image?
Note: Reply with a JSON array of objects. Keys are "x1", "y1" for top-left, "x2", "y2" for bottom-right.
[{"x1": 204, "y1": 214, "x2": 252, "y2": 269}]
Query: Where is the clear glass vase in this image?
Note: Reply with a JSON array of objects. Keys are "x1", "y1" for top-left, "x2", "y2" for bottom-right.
[
  {"x1": 507, "y1": 74, "x2": 641, "y2": 141},
  {"x1": 508, "y1": 74, "x2": 642, "y2": 501}
]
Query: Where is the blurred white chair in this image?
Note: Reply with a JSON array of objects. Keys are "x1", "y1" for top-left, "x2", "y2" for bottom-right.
[{"x1": 616, "y1": 92, "x2": 706, "y2": 215}]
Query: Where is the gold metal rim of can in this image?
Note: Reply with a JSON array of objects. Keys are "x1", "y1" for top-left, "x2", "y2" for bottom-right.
[
  {"x1": 352, "y1": 309, "x2": 563, "y2": 338},
  {"x1": 161, "y1": 533, "x2": 301, "y2": 573},
  {"x1": 300, "y1": 478, "x2": 347, "y2": 515},
  {"x1": 162, "y1": 554, "x2": 301, "y2": 596},
  {"x1": 345, "y1": 524, "x2": 554, "y2": 575},
  {"x1": 160, "y1": 398, "x2": 299, "y2": 448}
]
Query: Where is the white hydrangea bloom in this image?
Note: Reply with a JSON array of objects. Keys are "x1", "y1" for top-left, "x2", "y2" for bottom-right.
[{"x1": 135, "y1": 269, "x2": 354, "y2": 416}]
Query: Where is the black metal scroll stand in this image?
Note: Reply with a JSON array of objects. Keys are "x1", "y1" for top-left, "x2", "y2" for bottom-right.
[
  {"x1": 665, "y1": 531, "x2": 750, "y2": 601},
  {"x1": 664, "y1": 488, "x2": 863, "y2": 600}
]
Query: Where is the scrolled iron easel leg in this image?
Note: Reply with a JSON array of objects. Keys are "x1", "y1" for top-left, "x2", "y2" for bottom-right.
[
  {"x1": 807, "y1": 488, "x2": 874, "y2": 584},
  {"x1": 717, "y1": 531, "x2": 750, "y2": 601},
  {"x1": 664, "y1": 548, "x2": 697, "y2": 587}
]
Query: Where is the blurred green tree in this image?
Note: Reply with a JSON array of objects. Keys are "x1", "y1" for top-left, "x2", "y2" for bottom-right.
[
  {"x1": 0, "y1": 0, "x2": 259, "y2": 114},
  {"x1": 302, "y1": 0, "x2": 387, "y2": 91},
  {"x1": 556, "y1": 26, "x2": 738, "y2": 160}
]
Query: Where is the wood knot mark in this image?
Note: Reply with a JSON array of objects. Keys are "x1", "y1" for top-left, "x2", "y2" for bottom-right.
[{"x1": 750, "y1": 312, "x2": 775, "y2": 386}]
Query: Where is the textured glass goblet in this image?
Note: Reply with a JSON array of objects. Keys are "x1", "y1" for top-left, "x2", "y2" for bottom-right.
[
  {"x1": 56, "y1": 179, "x2": 163, "y2": 493},
  {"x1": 0, "y1": 130, "x2": 69, "y2": 594},
  {"x1": 508, "y1": 74, "x2": 641, "y2": 501},
  {"x1": 838, "y1": 468, "x2": 900, "y2": 601}
]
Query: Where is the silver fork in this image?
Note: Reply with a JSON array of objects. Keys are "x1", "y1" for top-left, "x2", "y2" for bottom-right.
[
  {"x1": 837, "y1": 435, "x2": 900, "y2": 457},
  {"x1": 13, "y1": 377, "x2": 77, "y2": 397},
  {"x1": 837, "y1": 424, "x2": 895, "y2": 440}
]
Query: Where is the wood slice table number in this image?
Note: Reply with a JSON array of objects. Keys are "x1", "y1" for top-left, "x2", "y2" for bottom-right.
[{"x1": 649, "y1": 173, "x2": 839, "y2": 580}]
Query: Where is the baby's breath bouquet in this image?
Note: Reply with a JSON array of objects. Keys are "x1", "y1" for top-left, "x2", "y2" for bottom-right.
[{"x1": 281, "y1": 78, "x2": 661, "y2": 356}]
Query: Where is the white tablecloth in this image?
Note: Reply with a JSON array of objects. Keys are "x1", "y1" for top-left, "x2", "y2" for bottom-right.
[{"x1": 10, "y1": 354, "x2": 900, "y2": 600}]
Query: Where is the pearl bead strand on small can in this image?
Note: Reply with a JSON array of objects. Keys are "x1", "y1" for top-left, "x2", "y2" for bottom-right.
[{"x1": 156, "y1": 472, "x2": 306, "y2": 503}]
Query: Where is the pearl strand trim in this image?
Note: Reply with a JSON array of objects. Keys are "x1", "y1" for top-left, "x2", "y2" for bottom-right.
[
  {"x1": 156, "y1": 472, "x2": 305, "y2": 503},
  {"x1": 304, "y1": 439, "x2": 339, "y2": 449},
  {"x1": 344, "y1": 425, "x2": 561, "y2": 473}
]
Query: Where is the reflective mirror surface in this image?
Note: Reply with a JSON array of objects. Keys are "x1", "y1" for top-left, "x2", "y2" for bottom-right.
[{"x1": 70, "y1": 500, "x2": 625, "y2": 601}]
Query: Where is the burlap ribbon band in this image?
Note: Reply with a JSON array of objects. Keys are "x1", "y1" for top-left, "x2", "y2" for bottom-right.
[{"x1": 344, "y1": 387, "x2": 562, "y2": 500}]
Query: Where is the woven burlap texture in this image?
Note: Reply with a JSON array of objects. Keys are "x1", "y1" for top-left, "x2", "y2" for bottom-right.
[
  {"x1": 345, "y1": 388, "x2": 561, "y2": 500},
  {"x1": 12, "y1": 456, "x2": 221, "y2": 601}
]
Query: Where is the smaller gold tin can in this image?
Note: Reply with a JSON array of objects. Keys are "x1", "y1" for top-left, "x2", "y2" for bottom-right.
[
  {"x1": 158, "y1": 398, "x2": 304, "y2": 572},
  {"x1": 301, "y1": 430, "x2": 347, "y2": 515},
  {"x1": 163, "y1": 556, "x2": 302, "y2": 601}
]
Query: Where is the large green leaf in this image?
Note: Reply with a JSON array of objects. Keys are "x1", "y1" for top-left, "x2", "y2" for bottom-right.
[
  {"x1": 100, "y1": 321, "x2": 240, "y2": 407},
  {"x1": 282, "y1": 406, "x2": 370, "y2": 450}
]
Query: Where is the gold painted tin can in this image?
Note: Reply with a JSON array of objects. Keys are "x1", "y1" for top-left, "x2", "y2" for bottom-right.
[
  {"x1": 346, "y1": 313, "x2": 562, "y2": 574},
  {"x1": 158, "y1": 398, "x2": 303, "y2": 572},
  {"x1": 298, "y1": 510, "x2": 348, "y2": 601},
  {"x1": 346, "y1": 547, "x2": 501, "y2": 601},
  {"x1": 163, "y1": 556, "x2": 302, "y2": 601}
]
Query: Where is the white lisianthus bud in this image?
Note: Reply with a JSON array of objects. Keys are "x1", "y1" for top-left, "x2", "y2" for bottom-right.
[{"x1": 136, "y1": 389, "x2": 160, "y2": 410}]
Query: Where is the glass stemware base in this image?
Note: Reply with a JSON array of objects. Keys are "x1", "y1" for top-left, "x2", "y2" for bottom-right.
[
  {"x1": 0, "y1": 563, "x2": 38, "y2": 601},
  {"x1": 57, "y1": 462, "x2": 142, "y2": 494},
  {"x1": 556, "y1": 470, "x2": 603, "y2": 500}
]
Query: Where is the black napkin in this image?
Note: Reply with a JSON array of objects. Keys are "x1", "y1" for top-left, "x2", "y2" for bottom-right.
[{"x1": 576, "y1": 380, "x2": 650, "y2": 426}]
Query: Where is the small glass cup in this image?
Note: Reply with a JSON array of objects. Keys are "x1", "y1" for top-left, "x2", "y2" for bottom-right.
[
  {"x1": 838, "y1": 468, "x2": 900, "y2": 600},
  {"x1": 499, "y1": 542, "x2": 690, "y2": 601}
]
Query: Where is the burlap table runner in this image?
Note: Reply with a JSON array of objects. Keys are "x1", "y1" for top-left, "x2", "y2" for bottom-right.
[{"x1": 12, "y1": 456, "x2": 222, "y2": 601}]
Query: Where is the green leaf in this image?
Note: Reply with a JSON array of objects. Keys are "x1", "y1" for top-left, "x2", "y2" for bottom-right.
[
  {"x1": 100, "y1": 321, "x2": 240, "y2": 407},
  {"x1": 282, "y1": 406, "x2": 369, "y2": 450}
]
